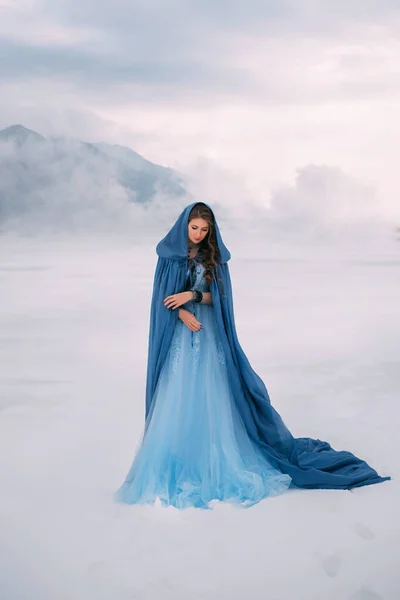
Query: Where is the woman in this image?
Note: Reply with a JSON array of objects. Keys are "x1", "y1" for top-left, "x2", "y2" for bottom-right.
[{"x1": 115, "y1": 202, "x2": 390, "y2": 509}]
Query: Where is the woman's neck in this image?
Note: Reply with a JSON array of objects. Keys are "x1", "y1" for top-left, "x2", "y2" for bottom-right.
[{"x1": 188, "y1": 242, "x2": 200, "y2": 258}]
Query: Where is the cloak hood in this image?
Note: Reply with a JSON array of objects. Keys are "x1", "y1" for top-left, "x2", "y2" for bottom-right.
[{"x1": 155, "y1": 201, "x2": 231, "y2": 263}]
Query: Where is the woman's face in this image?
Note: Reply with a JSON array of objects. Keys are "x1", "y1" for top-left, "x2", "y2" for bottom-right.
[{"x1": 188, "y1": 217, "x2": 209, "y2": 245}]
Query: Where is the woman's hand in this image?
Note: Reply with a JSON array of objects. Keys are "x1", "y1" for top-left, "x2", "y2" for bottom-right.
[
  {"x1": 178, "y1": 308, "x2": 202, "y2": 332},
  {"x1": 163, "y1": 291, "x2": 193, "y2": 310}
]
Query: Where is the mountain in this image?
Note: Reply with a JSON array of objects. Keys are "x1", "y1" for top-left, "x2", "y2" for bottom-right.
[
  {"x1": 0, "y1": 124, "x2": 46, "y2": 145},
  {"x1": 0, "y1": 124, "x2": 188, "y2": 230}
]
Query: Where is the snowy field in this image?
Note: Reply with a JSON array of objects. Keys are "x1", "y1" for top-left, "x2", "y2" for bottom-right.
[{"x1": 0, "y1": 232, "x2": 398, "y2": 600}]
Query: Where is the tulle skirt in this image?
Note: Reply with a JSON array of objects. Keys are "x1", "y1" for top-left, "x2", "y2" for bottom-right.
[{"x1": 114, "y1": 302, "x2": 292, "y2": 509}]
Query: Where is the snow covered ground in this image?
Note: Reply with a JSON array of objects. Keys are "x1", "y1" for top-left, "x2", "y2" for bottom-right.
[{"x1": 0, "y1": 232, "x2": 398, "y2": 600}]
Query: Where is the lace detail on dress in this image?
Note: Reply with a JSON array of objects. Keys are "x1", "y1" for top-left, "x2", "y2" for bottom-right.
[
  {"x1": 170, "y1": 325, "x2": 181, "y2": 373},
  {"x1": 190, "y1": 330, "x2": 201, "y2": 372},
  {"x1": 217, "y1": 338, "x2": 226, "y2": 365},
  {"x1": 185, "y1": 261, "x2": 210, "y2": 294}
]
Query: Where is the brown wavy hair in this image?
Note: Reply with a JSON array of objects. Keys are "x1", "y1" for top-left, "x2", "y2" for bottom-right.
[{"x1": 188, "y1": 203, "x2": 224, "y2": 292}]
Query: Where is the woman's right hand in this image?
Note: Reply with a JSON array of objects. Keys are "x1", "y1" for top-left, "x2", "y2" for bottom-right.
[{"x1": 178, "y1": 308, "x2": 202, "y2": 332}]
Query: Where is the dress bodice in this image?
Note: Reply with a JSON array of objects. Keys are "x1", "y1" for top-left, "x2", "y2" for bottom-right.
[{"x1": 185, "y1": 258, "x2": 210, "y2": 294}]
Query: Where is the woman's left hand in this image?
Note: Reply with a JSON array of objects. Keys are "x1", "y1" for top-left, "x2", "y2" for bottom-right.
[{"x1": 163, "y1": 291, "x2": 193, "y2": 310}]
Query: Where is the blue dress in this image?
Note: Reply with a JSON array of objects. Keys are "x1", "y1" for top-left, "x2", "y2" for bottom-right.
[{"x1": 115, "y1": 256, "x2": 292, "y2": 509}]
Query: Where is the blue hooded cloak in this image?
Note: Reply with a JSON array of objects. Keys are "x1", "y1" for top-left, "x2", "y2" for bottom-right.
[{"x1": 144, "y1": 202, "x2": 390, "y2": 490}]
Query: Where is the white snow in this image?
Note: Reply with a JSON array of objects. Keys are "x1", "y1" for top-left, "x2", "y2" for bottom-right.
[{"x1": 0, "y1": 232, "x2": 398, "y2": 600}]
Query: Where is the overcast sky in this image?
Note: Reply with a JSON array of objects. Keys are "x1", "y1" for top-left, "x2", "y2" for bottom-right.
[{"x1": 1, "y1": 0, "x2": 400, "y2": 220}]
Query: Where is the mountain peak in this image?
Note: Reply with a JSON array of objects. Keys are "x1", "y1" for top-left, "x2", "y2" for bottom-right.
[{"x1": 0, "y1": 124, "x2": 46, "y2": 144}]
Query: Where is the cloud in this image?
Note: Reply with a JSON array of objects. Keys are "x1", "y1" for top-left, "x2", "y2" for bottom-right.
[
  {"x1": 1, "y1": 122, "x2": 392, "y2": 242},
  {"x1": 269, "y1": 164, "x2": 381, "y2": 224},
  {"x1": 2, "y1": 0, "x2": 400, "y2": 108},
  {"x1": 1, "y1": 1, "x2": 400, "y2": 105}
]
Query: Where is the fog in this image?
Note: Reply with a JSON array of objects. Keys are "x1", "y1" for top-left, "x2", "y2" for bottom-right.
[{"x1": 0, "y1": 232, "x2": 397, "y2": 599}]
